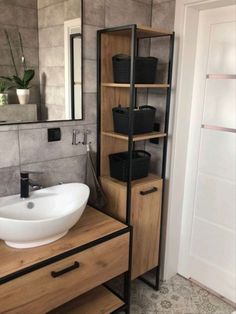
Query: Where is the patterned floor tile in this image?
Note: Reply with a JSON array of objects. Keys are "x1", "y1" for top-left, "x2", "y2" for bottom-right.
[{"x1": 130, "y1": 274, "x2": 235, "y2": 314}]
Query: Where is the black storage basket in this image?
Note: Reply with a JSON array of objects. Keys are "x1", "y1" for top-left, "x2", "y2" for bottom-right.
[
  {"x1": 112, "y1": 54, "x2": 158, "y2": 84},
  {"x1": 109, "y1": 150, "x2": 151, "y2": 182},
  {"x1": 112, "y1": 105, "x2": 156, "y2": 135}
]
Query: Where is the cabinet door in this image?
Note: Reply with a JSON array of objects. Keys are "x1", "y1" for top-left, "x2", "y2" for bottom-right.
[{"x1": 131, "y1": 179, "x2": 163, "y2": 279}]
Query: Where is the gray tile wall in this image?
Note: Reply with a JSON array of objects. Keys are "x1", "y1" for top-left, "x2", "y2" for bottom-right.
[
  {"x1": 0, "y1": 0, "x2": 40, "y2": 104},
  {"x1": 0, "y1": 0, "x2": 175, "y2": 198}
]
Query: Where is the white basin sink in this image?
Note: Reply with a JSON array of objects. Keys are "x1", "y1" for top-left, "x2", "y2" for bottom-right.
[{"x1": 0, "y1": 183, "x2": 90, "y2": 249}]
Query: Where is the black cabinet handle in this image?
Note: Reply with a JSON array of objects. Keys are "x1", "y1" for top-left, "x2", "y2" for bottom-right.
[
  {"x1": 140, "y1": 187, "x2": 158, "y2": 196},
  {"x1": 51, "y1": 261, "x2": 80, "y2": 278}
]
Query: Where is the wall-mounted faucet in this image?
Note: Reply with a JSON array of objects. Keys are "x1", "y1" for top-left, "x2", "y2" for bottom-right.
[{"x1": 20, "y1": 172, "x2": 43, "y2": 198}]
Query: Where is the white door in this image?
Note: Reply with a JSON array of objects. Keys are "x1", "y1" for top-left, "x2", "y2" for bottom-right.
[{"x1": 178, "y1": 5, "x2": 236, "y2": 303}]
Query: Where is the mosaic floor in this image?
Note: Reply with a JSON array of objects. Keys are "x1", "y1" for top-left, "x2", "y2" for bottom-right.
[{"x1": 130, "y1": 275, "x2": 235, "y2": 314}]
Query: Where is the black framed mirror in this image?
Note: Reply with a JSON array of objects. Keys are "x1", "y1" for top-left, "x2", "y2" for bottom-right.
[{"x1": 0, "y1": 0, "x2": 83, "y2": 125}]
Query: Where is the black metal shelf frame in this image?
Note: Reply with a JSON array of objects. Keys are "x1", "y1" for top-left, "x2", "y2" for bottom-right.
[{"x1": 97, "y1": 24, "x2": 175, "y2": 308}]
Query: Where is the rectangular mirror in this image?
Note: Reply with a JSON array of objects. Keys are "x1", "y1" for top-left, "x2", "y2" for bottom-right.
[{"x1": 0, "y1": 0, "x2": 82, "y2": 125}]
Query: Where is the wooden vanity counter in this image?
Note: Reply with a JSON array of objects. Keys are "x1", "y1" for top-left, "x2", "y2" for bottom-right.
[
  {"x1": 0, "y1": 206, "x2": 128, "y2": 280},
  {"x1": 0, "y1": 206, "x2": 130, "y2": 314}
]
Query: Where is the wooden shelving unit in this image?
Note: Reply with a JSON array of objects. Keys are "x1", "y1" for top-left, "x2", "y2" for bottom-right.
[{"x1": 97, "y1": 24, "x2": 175, "y2": 290}]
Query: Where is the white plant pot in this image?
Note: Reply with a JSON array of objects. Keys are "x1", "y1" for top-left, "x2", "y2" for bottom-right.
[
  {"x1": 0, "y1": 93, "x2": 8, "y2": 106},
  {"x1": 16, "y1": 89, "x2": 30, "y2": 105}
]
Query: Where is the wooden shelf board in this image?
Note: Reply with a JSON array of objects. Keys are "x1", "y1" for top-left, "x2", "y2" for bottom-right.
[
  {"x1": 50, "y1": 285, "x2": 124, "y2": 314},
  {"x1": 108, "y1": 25, "x2": 172, "y2": 38},
  {"x1": 101, "y1": 173, "x2": 162, "y2": 189},
  {"x1": 102, "y1": 83, "x2": 170, "y2": 88},
  {"x1": 102, "y1": 131, "x2": 166, "y2": 141},
  {"x1": 0, "y1": 206, "x2": 127, "y2": 279},
  {"x1": 137, "y1": 25, "x2": 172, "y2": 38}
]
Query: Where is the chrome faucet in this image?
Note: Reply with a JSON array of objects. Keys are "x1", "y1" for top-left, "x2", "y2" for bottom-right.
[{"x1": 20, "y1": 172, "x2": 43, "y2": 198}]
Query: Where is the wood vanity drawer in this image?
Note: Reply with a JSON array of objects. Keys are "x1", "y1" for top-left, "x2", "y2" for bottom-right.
[{"x1": 0, "y1": 233, "x2": 129, "y2": 314}]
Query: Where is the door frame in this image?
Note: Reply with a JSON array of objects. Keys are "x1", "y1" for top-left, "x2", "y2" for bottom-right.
[{"x1": 163, "y1": 0, "x2": 236, "y2": 281}]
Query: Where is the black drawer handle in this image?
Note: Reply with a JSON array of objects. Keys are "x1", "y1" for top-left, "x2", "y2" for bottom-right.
[
  {"x1": 51, "y1": 261, "x2": 80, "y2": 278},
  {"x1": 140, "y1": 187, "x2": 158, "y2": 196}
]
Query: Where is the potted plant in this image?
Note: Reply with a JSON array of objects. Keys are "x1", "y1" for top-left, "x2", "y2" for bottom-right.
[
  {"x1": 0, "y1": 79, "x2": 13, "y2": 106},
  {"x1": 11, "y1": 69, "x2": 35, "y2": 105},
  {"x1": 1, "y1": 30, "x2": 35, "y2": 105}
]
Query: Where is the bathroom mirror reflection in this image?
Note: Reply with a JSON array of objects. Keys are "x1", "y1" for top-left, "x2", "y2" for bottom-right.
[{"x1": 0, "y1": 0, "x2": 82, "y2": 124}]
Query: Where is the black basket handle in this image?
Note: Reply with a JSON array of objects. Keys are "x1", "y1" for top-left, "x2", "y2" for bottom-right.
[
  {"x1": 112, "y1": 54, "x2": 130, "y2": 61},
  {"x1": 112, "y1": 106, "x2": 128, "y2": 114},
  {"x1": 138, "y1": 105, "x2": 156, "y2": 111},
  {"x1": 135, "y1": 150, "x2": 151, "y2": 158}
]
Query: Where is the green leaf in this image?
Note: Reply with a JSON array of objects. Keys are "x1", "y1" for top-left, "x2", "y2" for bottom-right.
[
  {"x1": 0, "y1": 78, "x2": 15, "y2": 92},
  {"x1": 13, "y1": 75, "x2": 24, "y2": 88},
  {"x1": 0, "y1": 76, "x2": 14, "y2": 83},
  {"x1": 23, "y1": 69, "x2": 35, "y2": 88}
]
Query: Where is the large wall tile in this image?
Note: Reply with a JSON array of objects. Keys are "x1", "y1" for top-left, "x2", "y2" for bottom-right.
[
  {"x1": 153, "y1": 0, "x2": 171, "y2": 3},
  {"x1": 0, "y1": 3, "x2": 15, "y2": 26},
  {"x1": 38, "y1": 26, "x2": 64, "y2": 48},
  {"x1": 151, "y1": 0, "x2": 175, "y2": 31},
  {"x1": 0, "y1": 4, "x2": 37, "y2": 28},
  {"x1": 21, "y1": 155, "x2": 87, "y2": 187},
  {"x1": 84, "y1": 0, "x2": 105, "y2": 27},
  {"x1": 105, "y1": 0, "x2": 152, "y2": 27},
  {"x1": 64, "y1": 0, "x2": 82, "y2": 21},
  {"x1": 0, "y1": 0, "x2": 37, "y2": 9},
  {"x1": 10, "y1": 0, "x2": 37, "y2": 9},
  {"x1": 41, "y1": 86, "x2": 65, "y2": 106},
  {"x1": 83, "y1": 93, "x2": 97, "y2": 124},
  {"x1": 38, "y1": 2, "x2": 64, "y2": 28},
  {"x1": 84, "y1": 25, "x2": 101, "y2": 60},
  {"x1": 45, "y1": 104, "x2": 66, "y2": 120},
  {"x1": 0, "y1": 26, "x2": 39, "y2": 49},
  {"x1": 18, "y1": 125, "x2": 92, "y2": 164},
  {"x1": 37, "y1": 0, "x2": 64, "y2": 10},
  {"x1": 0, "y1": 125, "x2": 18, "y2": 131},
  {"x1": 0, "y1": 131, "x2": 20, "y2": 168},
  {"x1": 39, "y1": 47, "x2": 64, "y2": 67},
  {"x1": 39, "y1": 66, "x2": 64, "y2": 87},
  {"x1": 0, "y1": 167, "x2": 20, "y2": 197},
  {"x1": 84, "y1": 60, "x2": 97, "y2": 93},
  {"x1": 16, "y1": 6, "x2": 38, "y2": 28},
  {"x1": 135, "y1": 0, "x2": 152, "y2": 4}
]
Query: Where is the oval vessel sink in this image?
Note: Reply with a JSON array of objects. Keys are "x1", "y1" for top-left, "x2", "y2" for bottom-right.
[{"x1": 0, "y1": 183, "x2": 90, "y2": 249}]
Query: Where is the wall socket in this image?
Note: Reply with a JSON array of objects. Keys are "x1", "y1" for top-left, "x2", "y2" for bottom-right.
[{"x1": 48, "y1": 128, "x2": 61, "y2": 142}]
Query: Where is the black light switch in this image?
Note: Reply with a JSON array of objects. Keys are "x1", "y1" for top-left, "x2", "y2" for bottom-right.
[{"x1": 48, "y1": 128, "x2": 61, "y2": 142}]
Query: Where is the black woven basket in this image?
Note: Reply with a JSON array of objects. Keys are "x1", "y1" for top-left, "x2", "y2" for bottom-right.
[
  {"x1": 112, "y1": 54, "x2": 158, "y2": 84},
  {"x1": 112, "y1": 105, "x2": 156, "y2": 134},
  {"x1": 109, "y1": 150, "x2": 151, "y2": 182}
]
